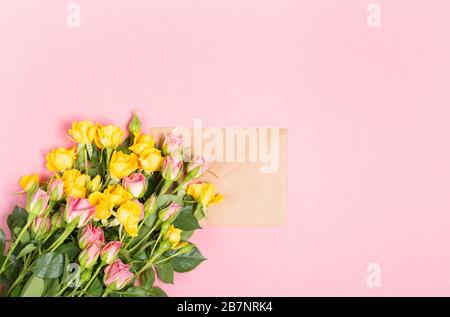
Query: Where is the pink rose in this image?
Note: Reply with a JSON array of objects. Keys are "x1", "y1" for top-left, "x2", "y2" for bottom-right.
[
  {"x1": 31, "y1": 216, "x2": 51, "y2": 240},
  {"x1": 187, "y1": 156, "x2": 208, "y2": 179},
  {"x1": 78, "y1": 240, "x2": 102, "y2": 269},
  {"x1": 65, "y1": 196, "x2": 96, "y2": 228},
  {"x1": 78, "y1": 223, "x2": 105, "y2": 249},
  {"x1": 27, "y1": 189, "x2": 51, "y2": 217},
  {"x1": 162, "y1": 133, "x2": 183, "y2": 156},
  {"x1": 122, "y1": 173, "x2": 147, "y2": 198},
  {"x1": 158, "y1": 202, "x2": 181, "y2": 222},
  {"x1": 103, "y1": 259, "x2": 134, "y2": 290},
  {"x1": 161, "y1": 155, "x2": 183, "y2": 181},
  {"x1": 101, "y1": 241, "x2": 122, "y2": 264},
  {"x1": 48, "y1": 178, "x2": 64, "y2": 201}
]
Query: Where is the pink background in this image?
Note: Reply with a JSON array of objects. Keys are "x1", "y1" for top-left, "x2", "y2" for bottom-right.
[{"x1": 0, "y1": 0, "x2": 449, "y2": 296}]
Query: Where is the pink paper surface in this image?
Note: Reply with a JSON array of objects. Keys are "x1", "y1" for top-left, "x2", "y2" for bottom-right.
[{"x1": 0, "y1": 0, "x2": 449, "y2": 296}]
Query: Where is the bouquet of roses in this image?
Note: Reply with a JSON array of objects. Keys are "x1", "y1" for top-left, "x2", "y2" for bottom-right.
[{"x1": 0, "y1": 114, "x2": 223, "y2": 297}]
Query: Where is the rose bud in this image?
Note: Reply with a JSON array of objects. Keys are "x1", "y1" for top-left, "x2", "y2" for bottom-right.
[
  {"x1": 128, "y1": 113, "x2": 142, "y2": 135},
  {"x1": 27, "y1": 189, "x2": 51, "y2": 218},
  {"x1": 101, "y1": 241, "x2": 122, "y2": 265},
  {"x1": 155, "y1": 240, "x2": 171, "y2": 257},
  {"x1": 81, "y1": 269, "x2": 93, "y2": 283},
  {"x1": 162, "y1": 133, "x2": 183, "y2": 156},
  {"x1": 158, "y1": 202, "x2": 181, "y2": 222},
  {"x1": 31, "y1": 216, "x2": 51, "y2": 240},
  {"x1": 163, "y1": 225, "x2": 182, "y2": 249},
  {"x1": 51, "y1": 210, "x2": 64, "y2": 230},
  {"x1": 88, "y1": 175, "x2": 102, "y2": 193},
  {"x1": 65, "y1": 196, "x2": 96, "y2": 228},
  {"x1": 19, "y1": 174, "x2": 39, "y2": 193},
  {"x1": 144, "y1": 194, "x2": 157, "y2": 218},
  {"x1": 122, "y1": 173, "x2": 147, "y2": 198},
  {"x1": 48, "y1": 178, "x2": 64, "y2": 201},
  {"x1": 186, "y1": 156, "x2": 208, "y2": 179},
  {"x1": 78, "y1": 223, "x2": 105, "y2": 249},
  {"x1": 178, "y1": 243, "x2": 194, "y2": 255},
  {"x1": 161, "y1": 156, "x2": 183, "y2": 181},
  {"x1": 103, "y1": 259, "x2": 134, "y2": 290},
  {"x1": 78, "y1": 240, "x2": 102, "y2": 269}
]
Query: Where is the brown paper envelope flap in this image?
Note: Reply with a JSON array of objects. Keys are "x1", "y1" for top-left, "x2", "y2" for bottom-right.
[
  {"x1": 207, "y1": 162, "x2": 241, "y2": 178},
  {"x1": 148, "y1": 126, "x2": 287, "y2": 226}
]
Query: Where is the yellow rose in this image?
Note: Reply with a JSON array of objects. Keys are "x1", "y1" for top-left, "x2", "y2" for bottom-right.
[
  {"x1": 103, "y1": 184, "x2": 132, "y2": 207},
  {"x1": 163, "y1": 225, "x2": 183, "y2": 249},
  {"x1": 45, "y1": 147, "x2": 76, "y2": 172},
  {"x1": 19, "y1": 174, "x2": 39, "y2": 191},
  {"x1": 88, "y1": 175, "x2": 102, "y2": 193},
  {"x1": 116, "y1": 200, "x2": 142, "y2": 237},
  {"x1": 109, "y1": 151, "x2": 138, "y2": 179},
  {"x1": 94, "y1": 125, "x2": 124, "y2": 149},
  {"x1": 138, "y1": 148, "x2": 163, "y2": 173},
  {"x1": 68, "y1": 120, "x2": 97, "y2": 144},
  {"x1": 129, "y1": 133, "x2": 155, "y2": 156},
  {"x1": 89, "y1": 191, "x2": 114, "y2": 220},
  {"x1": 187, "y1": 183, "x2": 224, "y2": 207},
  {"x1": 62, "y1": 169, "x2": 90, "y2": 198}
]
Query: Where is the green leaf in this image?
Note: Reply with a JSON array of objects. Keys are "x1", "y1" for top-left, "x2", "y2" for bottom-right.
[
  {"x1": 119, "y1": 249, "x2": 132, "y2": 263},
  {"x1": 31, "y1": 252, "x2": 65, "y2": 279},
  {"x1": 193, "y1": 205, "x2": 206, "y2": 221},
  {"x1": 0, "y1": 228, "x2": 5, "y2": 256},
  {"x1": 7, "y1": 206, "x2": 28, "y2": 239},
  {"x1": 141, "y1": 268, "x2": 155, "y2": 289},
  {"x1": 122, "y1": 287, "x2": 147, "y2": 297},
  {"x1": 56, "y1": 242, "x2": 80, "y2": 262},
  {"x1": 147, "y1": 287, "x2": 168, "y2": 297},
  {"x1": 180, "y1": 230, "x2": 194, "y2": 240},
  {"x1": 172, "y1": 245, "x2": 206, "y2": 273},
  {"x1": 43, "y1": 278, "x2": 60, "y2": 297},
  {"x1": 156, "y1": 262, "x2": 174, "y2": 284},
  {"x1": 16, "y1": 243, "x2": 37, "y2": 259},
  {"x1": 13, "y1": 227, "x2": 30, "y2": 244},
  {"x1": 117, "y1": 137, "x2": 132, "y2": 154},
  {"x1": 156, "y1": 195, "x2": 183, "y2": 208},
  {"x1": 173, "y1": 207, "x2": 201, "y2": 231},
  {"x1": 21, "y1": 275, "x2": 45, "y2": 297},
  {"x1": 9, "y1": 284, "x2": 24, "y2": 297},
  {"x1": 75, "y1": 144, "x2": 86, "y2": 170},
  {"x1": 0, "y1": 228, "x2": 5, "y2": 267},
  {"x1": 3, "y1": 255, "x2": 20, "y2": 281},
  {"x1": 86, "y1": 277, "x2": 103, "y2": 297}
]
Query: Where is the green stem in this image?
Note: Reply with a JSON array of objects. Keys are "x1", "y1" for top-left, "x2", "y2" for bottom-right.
[
  {"x1": 78, "y1": 264, "x2": 103, "y2": 296},
  {"x1": 154, "y1": 177, "x2": 165, "y2": 193},
  {"x1": 101, "y1": 288, "x2": 112, "y2": 297},
  {"x1": 137, "y1": 254, "x2": 159, "y2": 275},
  {"x1": 55, "y1": 267, "x2": 83, "y2": 297},
  {"x1": 154, "y1": 251, "x2": 181, "y2": 266},
  {"x1": 105, "y1": 148, "x2": 113, "y2": 170},
  {"x1": 48, "y1": 222, "x2": 77, "y2": 252},
  {"x1": 149, "y1": 233, "x2": 162, "y2": 258},
  {"x1": 127, "y1": 220, "x2": 161, "y2": 254},
  {"x1": 42, "y1": 229, "x2": 56, "y2": 244},
  {"x1": 158, "y1": 180, "x2": 174, "y2": 195},
  {"x1": 0, "y1": 218, "x2": 33, "y2": 274},
  {"x1": 6, "y1": 253, "x2": 32, "y2": 296},
  {"x1": 84, "y1": 145, "x2": 89, "y2": 175}
]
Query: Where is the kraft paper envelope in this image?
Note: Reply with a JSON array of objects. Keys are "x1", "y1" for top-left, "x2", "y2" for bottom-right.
[{"x1": 150, "y1": 127, "x2": 287, "y2": 226}]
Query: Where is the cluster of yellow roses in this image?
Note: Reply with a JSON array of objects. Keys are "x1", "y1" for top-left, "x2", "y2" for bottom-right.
[
  {"x1": 42, "y1": 119, "x2": 222, "y2": 238},
  {"x1": 46, "y1": 121, "x2": 164, "y2": 178},
  {"x1": 43, "y1": 121, "x2": 163, "y2": 236}
]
